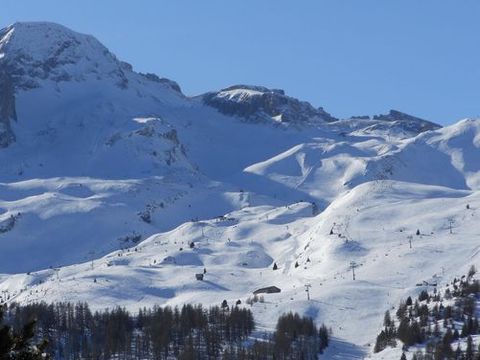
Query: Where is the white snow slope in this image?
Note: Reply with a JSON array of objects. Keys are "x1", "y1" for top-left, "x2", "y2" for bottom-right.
[{"x1": 0, "y1": 22, "x2": 479, "y2": 359}]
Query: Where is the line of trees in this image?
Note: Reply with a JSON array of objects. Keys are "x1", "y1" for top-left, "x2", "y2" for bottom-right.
[
  {"x1": 221, "y1": 312, "x2": 329, "y2": 359},
  {"x1": 1, "y1": 302, "x2": 330, "y2": 359}
]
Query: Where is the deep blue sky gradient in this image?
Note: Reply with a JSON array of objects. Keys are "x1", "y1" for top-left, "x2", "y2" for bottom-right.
[{"x1": 2, "y1": 0, "x2": 479, "y2": 124}]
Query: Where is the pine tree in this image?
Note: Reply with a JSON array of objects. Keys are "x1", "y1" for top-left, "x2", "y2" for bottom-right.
[
  {"x1": 0, "y1": 305, "x2": 50, "y2": 360},
  {"x1": 273, "y1": 262, "x2": 278, "y2": 270},
  {"x1": 455, "y1": 344, "x2": 462, "y2": 359},
  {"x1": 384, "y1": 310, "x2": 392, "y2": 327},
  {"x1": 318, "y1": 324, "x2": 329, "y2": 352},
  {"x1": 374, "y1": 331, "x2": 387, "y2": 353},
  {"x1": 466, "y1": 336, "x2": 474, "y2": 360},
  {"x1": 397, "y1": 301, "x2": 408, "y2": 320},
  {"x1": 468, "y1": 265, "x2": 476, "y2": 278}
]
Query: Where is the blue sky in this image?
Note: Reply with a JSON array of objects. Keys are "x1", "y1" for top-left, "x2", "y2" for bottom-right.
[{"x1": 1, "y1": 0, "x2": 479, "y2": 125}]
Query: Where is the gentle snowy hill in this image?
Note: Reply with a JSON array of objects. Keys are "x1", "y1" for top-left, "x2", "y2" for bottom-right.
[
  {"x1": 0, "y1": 21, "x2": 478, "y2": 359},
  {"x1": 243, "y1": 120, "x2": 479, "y2": 204}
]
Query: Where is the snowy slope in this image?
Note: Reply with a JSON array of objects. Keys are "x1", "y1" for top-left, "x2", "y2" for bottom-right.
[
  {"x1": 1, "y1": 181, "x2": 478, "y2": 358},
  {"x1": 244, "y1": 120, "x2": 479, "y2": 203},
  {"x1": 0, "y1": 21, "x2": 479, "y2": 359}
]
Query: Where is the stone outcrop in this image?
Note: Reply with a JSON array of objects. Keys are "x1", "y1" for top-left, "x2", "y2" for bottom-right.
[
  {"x1": 0, "y1": 66, "x2": 16, "y2": 148},
  {"x1": 201, "y1": 85, "x2": 337, "y2": 126},
  {"x1": 373, "y1": 110, "x2": 440, "y2": 133}
]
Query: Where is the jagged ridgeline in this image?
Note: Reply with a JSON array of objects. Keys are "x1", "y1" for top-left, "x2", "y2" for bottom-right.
[
  {"x1": 1, "y1": 302, "x2": 330, "y2": 360},
  {"x1": 374, "y1": 266, "x2": 480, "y2": 360}
]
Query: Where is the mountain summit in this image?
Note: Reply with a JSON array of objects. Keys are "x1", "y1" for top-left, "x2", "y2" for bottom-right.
[
  {"x1": 0, "y1": 22, "x2": 131, "y2": 88},
  {"x1": 0, "y1": 22, "x2": 441, "y2": 150},
  {"x1": 200, "y1": 84, "x2": 338, "y2": 125},
  {"x1": 372, "y1": 109, "x2": 440, "y2": 132},
  {"x1": 0, "y1": 22, "x2": 182, "y2": 148}
]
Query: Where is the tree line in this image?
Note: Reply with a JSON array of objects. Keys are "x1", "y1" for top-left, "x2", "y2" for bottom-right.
[{"x1": 1, "y1": 302, "x2": 330, "y2": 359}]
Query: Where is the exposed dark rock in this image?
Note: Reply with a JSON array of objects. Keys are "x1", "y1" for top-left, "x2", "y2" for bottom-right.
[
  {"x1": 118, "y1": 233, "x2": 142, "y2": 245},
  {"x1": 350, "y1": 115, "x2": 370, "y2": 120},
  {"x1": 373, "y1": 110, "x2": 440, "y2": 132},
  {"x1": 141, "y1": 72, "x2": 182, "y2": 93},
  {"x1": 0, "y1": 65, "x2": 17, "y2": 147},
  {"x1": 201, "y1": 85, "x2": 337, "y2": 126},
  {"x1": 0, "y1": 213, "x2": 21, "y2": 233}
]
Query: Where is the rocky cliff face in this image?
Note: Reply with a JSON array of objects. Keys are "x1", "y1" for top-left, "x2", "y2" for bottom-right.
[
  {"x1": 200, "y1": 85, "x2": 338, "y2": 126},
  {"x1": 0, "y1": 66, "x2": 16, "y2": 148},
  {"x1": 372, "y1": 109, "x2": 440, "y2": 133}
]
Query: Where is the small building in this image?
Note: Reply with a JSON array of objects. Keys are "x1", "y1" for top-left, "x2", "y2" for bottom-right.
[
  {"x1": 195, "y1": 273, "x2": 204, "y2": 281},
  {"x1": 253, "y1": 286, "x2": 281, "y2": 295}
]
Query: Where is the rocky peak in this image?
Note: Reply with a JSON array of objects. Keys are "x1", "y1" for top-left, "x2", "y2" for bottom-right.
[
  {"x1": 0, "y1": 22, "x2": 184, "y2": 149},
  {"x1": 0, "y1": 22, "x2": 182, "y2": 94},
  {"x1": 372, "y1": 109, "x2": 440, "y2": 132},
  {"x1": 0, "y1": 22, "x2": 131, "y2": 89},
  {"x1": 200, "y1": 85, "x2": 337, "y2": 126}
]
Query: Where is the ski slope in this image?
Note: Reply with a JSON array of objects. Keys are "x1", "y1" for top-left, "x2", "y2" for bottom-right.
[{"x1": 1, "y1": 181, "x2": 479, "y2": 358}]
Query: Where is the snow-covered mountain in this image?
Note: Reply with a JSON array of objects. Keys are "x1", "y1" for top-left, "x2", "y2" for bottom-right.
[{"x1": 0, "y1": 22, "x2": 478, "y2": 359}]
